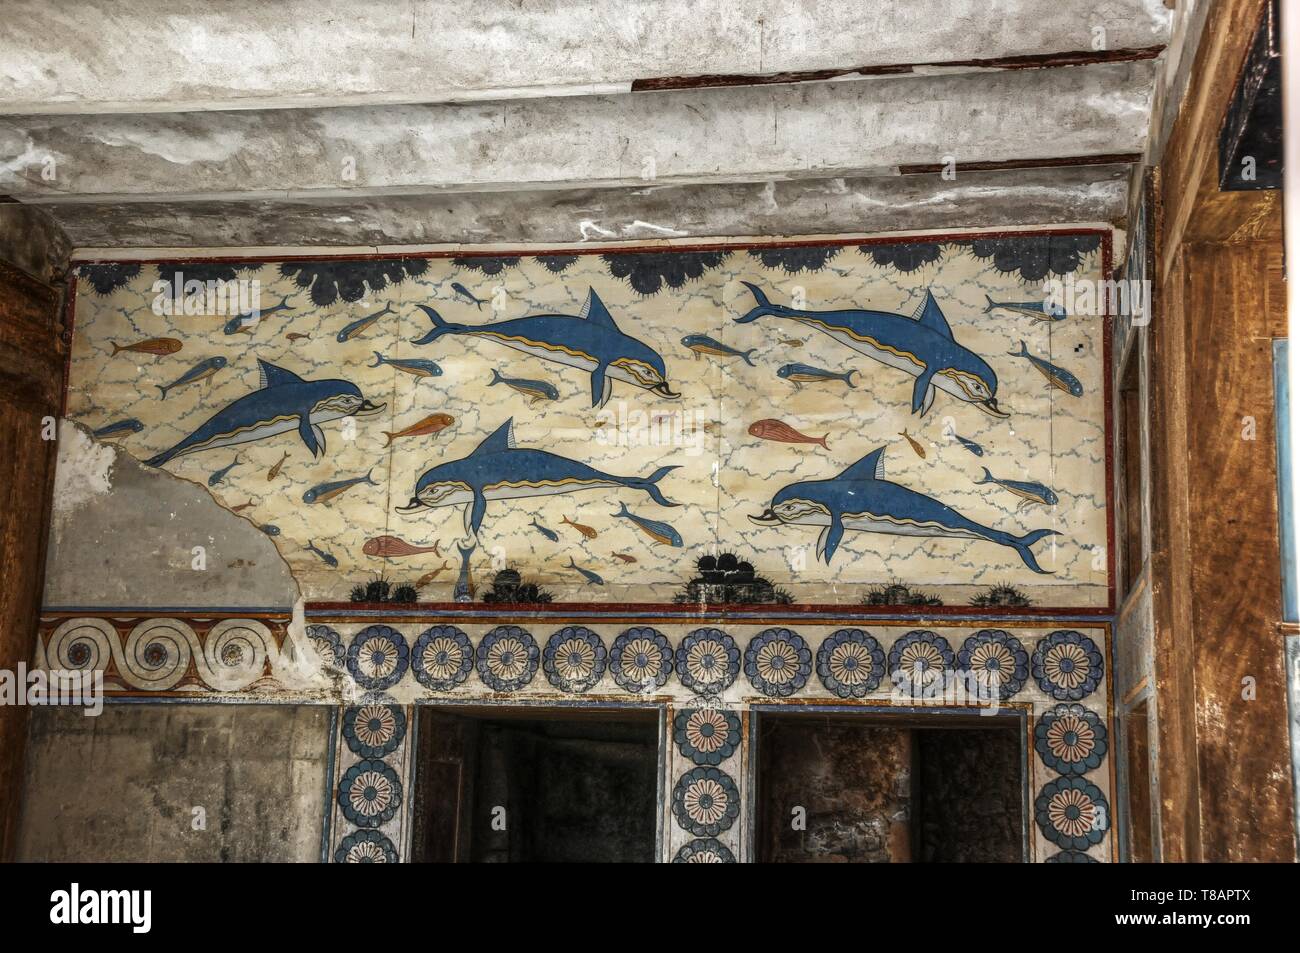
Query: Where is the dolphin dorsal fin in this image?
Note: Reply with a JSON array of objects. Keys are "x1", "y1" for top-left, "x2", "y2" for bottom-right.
[
  {"x1": 473, "y1": 418, "x2": 516, "y2": 455},
  {"x1": 579, "y1": 288, "x2": 619, "y2": 330},
  {"x1": 838, "y1": 446, "x2": 887, "y2": 481},
  {"x1": 912, "y1": 290, "x2": 954, "y2": 339},
  {"x1": 257, "y1": 360, "x2": 305, "y2": 389}
]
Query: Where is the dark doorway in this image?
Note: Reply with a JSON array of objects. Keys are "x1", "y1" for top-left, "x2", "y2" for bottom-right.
[
  {"x1": 755, "y1": 712, "x2": 1025, "y2": 862},
  {"x1": 410, "y1": 706, "x2": 659, "y2": 862}
]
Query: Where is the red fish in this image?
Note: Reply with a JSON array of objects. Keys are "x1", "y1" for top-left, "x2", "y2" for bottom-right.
[
  {"x1": 111, "y1": 337, "x2": 182, "y2": 356},
  {"x1": 363, "y1": 535, "x2": 441, "y2": 558},
  {"x1": 748, "y1": 418, "x2": 829, "y2": 449},
  {"x1": 382, "y1": 413, "x2": 455, "y2": 448}
]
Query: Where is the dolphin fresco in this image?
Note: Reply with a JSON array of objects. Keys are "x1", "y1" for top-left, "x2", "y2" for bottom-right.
[
  {"x1": 734, "y1": 283, "x2": 1006, "y2": 418},
  {"x1": 410, "y1": 287, "x2": 678, "y2": 408},
  {"x1": 396, "y1": 418, "x2": 679, "y2": 538},
  {"x1": 749, "y1": 445, "x2": 1058, "y2": 573},
  {"x1": 144, "y1": 359, "x2": 385, "y2": 467}
]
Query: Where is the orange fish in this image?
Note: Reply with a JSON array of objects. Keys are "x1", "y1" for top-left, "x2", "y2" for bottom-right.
[
  {"x1": 612, "y1": 552, "x2": 638, "y2": 564},
  {"x1": 415, "y1": 561, "x2": 452, "y2": 588},
  {"x1": 285, "y1": 332, "x2": 311, "y2": 342},
  {"x1": 363, "y1": 535, "x2": 441, "y2": 558},
  {"x1": 900, "y1": 429, "x2": 926, "y2": 459},
  {"x1": 267, "y1": 451, "x2": 289, "y2": 480},
  {"x1": 562, "y1": 516, "x2": 597, "y2": 539},
  {"x1": 748, "y1": 418, "x2": 829, "y2": 449},
  {"x1": 231, "y1": 500, "x2": 255, "y2": 513},
  {"x1": 111, "y1": 337, "x2": 182, "y2": 356},
  {"x1": 382, "y1": 413, "x2": 454, "y2": 447}
]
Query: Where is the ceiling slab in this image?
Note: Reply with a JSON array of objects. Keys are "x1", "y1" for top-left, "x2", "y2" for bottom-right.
[
  {"x1": 1, "y1": 61, "x2": 1155, "y2": 204},
  {"x1": 52, "y1": 165, "x2": 1130, "y2": 251},
  {"x1": 0, "y1": 0, "x2": 1172, "y2": 114}
]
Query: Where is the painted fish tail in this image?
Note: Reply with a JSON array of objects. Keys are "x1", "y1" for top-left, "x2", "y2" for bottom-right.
[
  {"x1": 370, "y1": 351, "x2": 386, "y2": 368},
  {"x1": 489, "y1": 369, "x2": 502, "y2": 386},
  {"x1": 111, "y1": 343, "x2": 124, "y2": 355},
  {"x1": 845, "y1": 369, "x2": 858, "y2": 389},
  {"x1": 818, "y1": 434, "x2": 830, "y2": 450},
  {"x1": 975, "y1": 466, "x2": 994, "y2": 484},
  {"x1": 411, "y1": 304, "x2": 459, "y2": 345},
  {"x1": 735, "y1": 282, "x2": 790, "y2": 324},
  {"x1": 1010, "y1": 528, "x2": 1059, "y2": 574},
  {"x1": 1008, "y1": 340, "x2": 1030, "y2": 358},
  {"x1": 156, "y1": 383, "x2": 169, "y2": 399},
  {"x1": 629, "y1": 465, "x2": 680, "y2": 507},
  {"x1": 382, "y1": 432, "x2": 394, "y2": 448},
  {"x1": 364, "y1": 467, "x2": 377, "y2": 486},
  {"x1": 742, "y1": 348, "x2": 757, "y2": 367},
  {"x1": 984, "y1": 294, "x2": 996, "y2": 314}
]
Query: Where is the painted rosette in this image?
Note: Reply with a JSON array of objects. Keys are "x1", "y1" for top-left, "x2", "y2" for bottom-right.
[
  {"x1": 342, "y1": 704, "x2": 407, "y2": 759},
  {"x1": 610, "y1": 627, "x2": 674, "y2": 693},
  {"x1": 1034, "y1": 703, "x2": 1107, "y2": 775},
  {"x1": 1031, "y1": 630, "x2": 1104, "y2": 701},
  {"x1": 345, "y1": 625, "x2": 409, "y2": 691},
  {"x1": 672, "y1": 766, "x2": 741, "y2": 837},
  {"x1": 337, "y1": 759, "x2": 402, "y2": 828},
  {"x1": 476, "y1": 625, "x2": 539, "y2": 693},
  {"x1": 1045, "y1": 849, "x2": 1098, "y2": 863},
  {"x1": 306, "y1": 624, "x2": 346, "y2": 666},
  {"x1": 887, "y1": 630, "x2": 955, "y2": 697},
  {"x1": 957, "y1": 629, "x2": 1029, "y2": 700},
  {"x1": 817, "y1": 628, "x2": 886, "y2": 697},
  {"x1": 1035, "y1": 777, "x2": 1110, "y2": 850},
  {"x1": 673, "y1": 838, "x2": 737, "y2": 863},
  {"x1": 335, "y1": 829, "x2": 398, "y2": 864},
  {"x1": 542, "y1": 626, "x2": 608, "y2": 693},
  {"x1": 411, "y1": 625, "x2": 474, "y2": 692},
  {"x1": 673, "y1": 707, "x2": 742, "y2": 765},
  {"x1": 676, "y1": 628, "x2": 740, "y2": 695},
  {"x1": 744, "y1": 628, "x2": 812, "y2": 697}
]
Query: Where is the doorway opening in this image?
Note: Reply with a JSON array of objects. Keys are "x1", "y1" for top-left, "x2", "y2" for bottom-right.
[
  {"x1": 409, "y1": 705, "x2": 660, "y2": 862},
  {"x1": 754, "y1": 710, "x2": 1026, "y2": 862}
]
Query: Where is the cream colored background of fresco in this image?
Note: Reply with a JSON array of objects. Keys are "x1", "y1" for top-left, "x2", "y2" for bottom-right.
[{"x1": 65, "y1": 236, "x2": 1109, "y2": 606}]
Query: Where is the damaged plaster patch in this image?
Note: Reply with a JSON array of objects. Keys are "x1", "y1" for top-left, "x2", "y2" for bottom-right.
[
  {"x1": 49, "y1": 420, "x2": 116, "y2": 539},
  {"x1": 43, "y1": 422, "x2": 300, "y2": 610}
]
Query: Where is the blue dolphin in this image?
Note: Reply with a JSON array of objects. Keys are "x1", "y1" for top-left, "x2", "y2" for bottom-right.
[
  {"x1": 144, "y1": 360, "x2": 386, "y2": 467},
  {"x1": 395, "y1": 418, "x2": 679, "y2": 538},
  {"x1": 749, "y1": 445, "x2": 1058, "y2": 573},
  {"x1": 735, "y1": 283, "x2": 1006, "y2": 418},
  {"x1": 410, "y1": 287, "x2": 678, "y2": 408}
]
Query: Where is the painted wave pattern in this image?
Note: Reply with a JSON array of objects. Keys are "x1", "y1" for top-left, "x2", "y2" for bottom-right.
[{"x1": 65, "y1": 244, "x2": 1108, "y2": 604}]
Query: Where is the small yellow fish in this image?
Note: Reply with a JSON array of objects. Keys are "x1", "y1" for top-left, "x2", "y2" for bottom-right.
[
  {"x1": 562, "y1": 516, "x2": 598, "y2": 540},
  {"x1": 267, "y1": 451, "x2": 289, "y2": 480},
  {"x1": 612, "y1": 552, "x2": 638, "y2": 564},
  {"x1": 780, "y1": 338, "x2": 804, "y2": 348},
  {"x1": 231, "y1": 500, "x2": 255, "y2": 513},
  {"x1": 285, "y1": 332, "x2": 311, "y2": 342},
  {"x1": 702, "y1": 422, "x2": 723, "y2": 437},
  {"x1": 415, "y1": 562, "x2": 452, "y2": 588},
  {"x1": 900, "y1": 429, "x2": 926, "y2": 459}
]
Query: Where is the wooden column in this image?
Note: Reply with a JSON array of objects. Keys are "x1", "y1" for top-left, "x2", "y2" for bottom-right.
[
  {"x1": 0, "y1": 261, "x2": 65, "y2": 860},
  {"x1": 1148, "y1": 0, "x2": 1297, "y2": 860}
]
